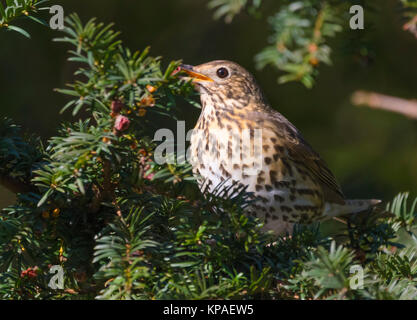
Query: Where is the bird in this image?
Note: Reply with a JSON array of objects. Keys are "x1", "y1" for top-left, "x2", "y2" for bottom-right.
[{"x1": 180, "y1": 60, "x2": 380, "y2": 235}]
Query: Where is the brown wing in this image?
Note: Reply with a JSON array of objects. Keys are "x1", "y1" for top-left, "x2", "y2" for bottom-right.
[
  {"x1": 254, "y1": 109, "x2": 346, "y2": 205},
  {"x1": 283, "y1": 133, "x2": 345, "y2": 204}
]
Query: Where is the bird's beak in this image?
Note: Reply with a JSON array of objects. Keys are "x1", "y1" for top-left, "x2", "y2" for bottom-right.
[{"x1": 180, "y1": 64, "x2": 213, "y2": 83}]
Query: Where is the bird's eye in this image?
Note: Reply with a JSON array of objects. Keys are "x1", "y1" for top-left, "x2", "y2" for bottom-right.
[{"x1": 216, "y1": 67, "x2": 229, "y2": 79}]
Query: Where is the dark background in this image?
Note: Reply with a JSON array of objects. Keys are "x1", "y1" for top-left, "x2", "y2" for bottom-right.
[{"x1": 1, "y1": 0, "x2": 416, "y2": 208}]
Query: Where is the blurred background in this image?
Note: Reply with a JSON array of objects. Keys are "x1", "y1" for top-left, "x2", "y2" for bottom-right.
[{"x1": 1, "y1": 0, "x2": 416, "y2": 208}]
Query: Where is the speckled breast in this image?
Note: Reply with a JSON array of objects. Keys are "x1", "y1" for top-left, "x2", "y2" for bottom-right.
[{"x1": 189, "y1": 120, "x2": 326, "y2": 235}]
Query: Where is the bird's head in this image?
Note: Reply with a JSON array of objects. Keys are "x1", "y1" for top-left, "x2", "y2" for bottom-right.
[{"x1": 180, "y1": 60, "x2": 267, "y2": 111}]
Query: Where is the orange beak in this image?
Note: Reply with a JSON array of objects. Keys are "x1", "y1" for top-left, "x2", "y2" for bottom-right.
[{"x1": 180, "y1": 64, "x2": 213, "y2": 83}]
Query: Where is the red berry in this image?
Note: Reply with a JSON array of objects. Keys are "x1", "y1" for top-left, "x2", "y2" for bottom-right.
[{"x1": 20, "y1": 267, "x2": 38, "y2": 279}]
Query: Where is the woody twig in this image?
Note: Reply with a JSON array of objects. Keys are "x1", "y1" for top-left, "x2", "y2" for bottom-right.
[{"x1": 351, "y1": 91, "x2": 417, "y2": 120}]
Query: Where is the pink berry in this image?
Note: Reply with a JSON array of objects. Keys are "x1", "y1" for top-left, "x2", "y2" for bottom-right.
[{"x1": 114, "y1": 115, "x2": 130, "y2": 132}]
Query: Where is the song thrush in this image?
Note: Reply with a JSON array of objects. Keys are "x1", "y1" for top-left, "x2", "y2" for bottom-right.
[{"x1": 181, "y1": 60, "x2": 380, "y2": 235}]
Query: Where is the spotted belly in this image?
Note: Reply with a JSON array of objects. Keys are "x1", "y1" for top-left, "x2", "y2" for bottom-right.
[{"x1": 190, "y1": 134, "x2": 326, "y2": 235}]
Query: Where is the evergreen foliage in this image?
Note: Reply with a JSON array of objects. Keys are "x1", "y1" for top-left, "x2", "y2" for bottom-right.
[
  {"x1": 0, "y1": 0, "x2": 49, "y2": 38},
  {"x1": 208, "y1": 0, "x2": 417, "y2": 87}
]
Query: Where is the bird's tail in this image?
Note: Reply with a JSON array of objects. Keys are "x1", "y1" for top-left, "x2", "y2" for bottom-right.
[{"x1": 324, "y1": 199, "x2": 382, "y2": 217}]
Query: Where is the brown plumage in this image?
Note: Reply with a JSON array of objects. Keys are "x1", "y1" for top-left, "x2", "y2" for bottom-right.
[{"x1": 181, "y1": 60, "x2": 380, "y2": 235}]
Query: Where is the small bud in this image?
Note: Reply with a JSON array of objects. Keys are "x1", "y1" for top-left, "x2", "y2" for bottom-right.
[
  {"x1": 42, "y1": 211, "x2": 50, "y2": 219},
  {"x1": 114, "y1": 115, "x2": 130, "y2": 132},
  {"x1": 308, "y1": 43, "x2": 318, "y2": 53},
  {"x1": 102, "y1": 137, "x2": 111, "y2": 144},
  {"x1": 144, "y1": 172, "x2": 155, "y2": 181},
  {"x1": 21, "y1": 267, "x2": 38, "y2": 279},
  {"x1": 146, "y1": 84, "x2": 157, "y2": 93},
  {"x1": 52, "y1": 208, "x2": 60, "y2": 218},
  {"x1": 28, "y1": 270, "x2": 37, "y2": 278},
  {"x1": 140, "y1": 95, "x2": 155, "y2": 107},
  {"x1": 111, "y1": 100, "x2": 124, "y2": 114},
  {"x1": 138, "y1": 108, "x2": 147, "y2": 117},
  {"x1": 309, "y1": 57, "x2": 319, "y2": 66}
]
